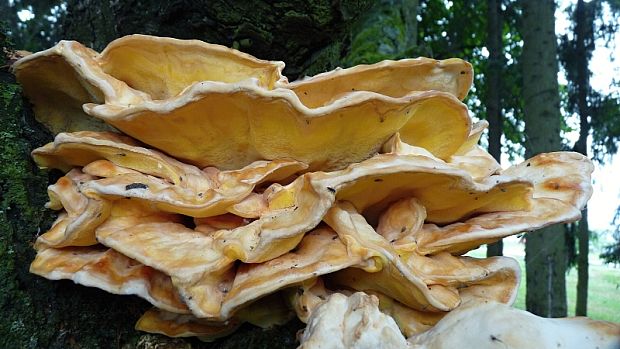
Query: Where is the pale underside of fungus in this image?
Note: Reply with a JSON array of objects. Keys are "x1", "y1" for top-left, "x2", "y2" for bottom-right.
[
  {"x1": 13, "y1": 35, "x2": 618, "y2": 348},
  {"x1": 299, "y1": 292, "x2": 620, "y2": 349}
]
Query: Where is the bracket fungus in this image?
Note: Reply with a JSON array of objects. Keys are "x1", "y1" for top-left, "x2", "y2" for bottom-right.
[{"x1": 14, "y1": 35, "x2": 618, "y2": 348}]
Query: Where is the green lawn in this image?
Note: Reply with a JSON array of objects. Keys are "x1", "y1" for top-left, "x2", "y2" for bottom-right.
[{"x1": 466, "y1": 238, "x2": 620, "y2": 322}]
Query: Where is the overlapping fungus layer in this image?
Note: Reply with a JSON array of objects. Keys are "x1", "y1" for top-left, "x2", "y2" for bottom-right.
[{"x1": 14, "y1": 35, "x2": 600, "y2": 346}]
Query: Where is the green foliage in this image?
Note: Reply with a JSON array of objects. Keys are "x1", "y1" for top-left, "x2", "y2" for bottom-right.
[
  {"x1": 1, "y1": 21, "x2": 12, "y2": 67},
  {"x1": 589, "y1": 93, "x2": 620, "y2": 161},
  {"x1": 559, "y1": 0, "x2": 620, "y2": 162},
  {"x1": 417, "y1": 0, "x2": 526, "y2": 161},
  {"x1": 600, "y1": 237, "x2": 620, "y2": 265},
  {"x1": 600, "y1": 209, "x2": 620, "y2": 265}
]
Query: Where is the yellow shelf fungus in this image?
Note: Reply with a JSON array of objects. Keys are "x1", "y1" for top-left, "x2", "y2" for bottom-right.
[
  {"x1": 15, "y1": 35, "x2": 473, "y2": 170},
  {"x1": 15, "y1": 35, "x2": 615, "y2": 348}
]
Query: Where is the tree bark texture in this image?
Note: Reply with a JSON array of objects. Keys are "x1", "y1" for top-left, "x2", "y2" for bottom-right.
[
  {"x1": 60, "y1": 0, "x2": 373, "y2": 80},
  {"x1": 521, "y1": 0, "x2": 568, "y2": 318},
  {"x1": 485, "y1": 0, "x2": 504, "y2": 258},
  {"x1": 572, "y1": 0, "x2": 593, "y2": 317},
  {"x1": 339, "y1": 0, "x2": 419, "y2": 66},
  {"x1": 1, "y1": 2, "x2": 378, "y2": 347},
  {"x1": 576, "y1": 207, "x2": 589, "y2": 316},
  {"x1": 401, "y1": 0, "x2": 419, "y2": 49}
]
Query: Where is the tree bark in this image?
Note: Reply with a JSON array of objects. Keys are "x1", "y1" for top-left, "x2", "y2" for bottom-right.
[
  {"x1": 576, "y1": 207, "x2": 589, "y2": 316},
  {"x1": 343, "y1": 0, "x2": 419, "y2": 65},
  {"x1": 521, "y1": 0, "x2": 567, "y2": 318},
  {"x1": 402, "y1": 0, "x2": 419, "y2": 49},
  {"x1": 485, "y1": 0, "x2": 504, "y2": 258},
  {"x1": 572, "y1": 0, "x2": 592, "y2": 317},
  {"x1": 60, "y1": 0, "x2": 373, "y2": 80}
]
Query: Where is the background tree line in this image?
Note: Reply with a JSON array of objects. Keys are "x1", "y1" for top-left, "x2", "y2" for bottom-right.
[{"x1": 1, "y1": 0, "x2": 619, "y2": 347}]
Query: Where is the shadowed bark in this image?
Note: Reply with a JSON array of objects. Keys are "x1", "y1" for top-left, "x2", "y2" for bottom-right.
[
  {"x1": 60, "y1": 0, "x2": 373, "y2": 80},
  {"x1": 571, "y1": 0, "x2": 593, "y2": 317},
  {"x1": 485, "y1": 0, "x2": 504, "y2": 258},
  {"x1": 521, "y1": 0, "x2": 567, "y2": 318}
]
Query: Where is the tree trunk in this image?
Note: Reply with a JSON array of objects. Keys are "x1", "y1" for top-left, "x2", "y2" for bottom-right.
[
  {"x1": 572, "y1": 0, "x2": 592, "y2": 317},
  {"x1": 2, "y1": 2, "x2": 374, "y2": 347},
  {"x1": 343, "y1": 0, "x2": 419, "y2": 65},
  {"x1": 485, "y1": 0, "x2": 504, "y2": 258},
  {"x1": 576, "y1": 207, "x2": 589, "y2": 316},
  {"x1": 402, "y1": 0, "x2": 419, "y2": 49},
  {"x1": 60, "y1": 0, "x2": 373, "y2": 80},
  {"x1": 521, "y1": 0, "x2": 567, "y2": 318}
]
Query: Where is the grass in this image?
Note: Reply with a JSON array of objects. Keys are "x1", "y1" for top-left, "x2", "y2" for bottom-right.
[{"x1": 466, "y1": 237, "x2": 620, "y2": 322}]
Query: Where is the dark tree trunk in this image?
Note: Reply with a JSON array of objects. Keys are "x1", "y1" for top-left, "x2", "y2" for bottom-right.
[
  {"x1": 343, "y1": 0, "x2": 419, "y2": 65},
  {"x1": 485, "y1": 0, "x2": 504, "y2": 258},
  {"x1": 576, "y1": 207, "x2": 589, "y2": 316},
  {"x1": 60, "y1": 0, "x2": 373, "y2": 80},
  {"x1": 402, "y1": 0, "x2": 419, "y2": 49},
  {"x1": 521, "y1": 0, "x2": 567, "y2": 318},
  {"x1": 572, "y1": 0, "x2": 593, "y2": 317},
  {"x1": 1, "y1": 2, "x2": 374, "y2": 347}
]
